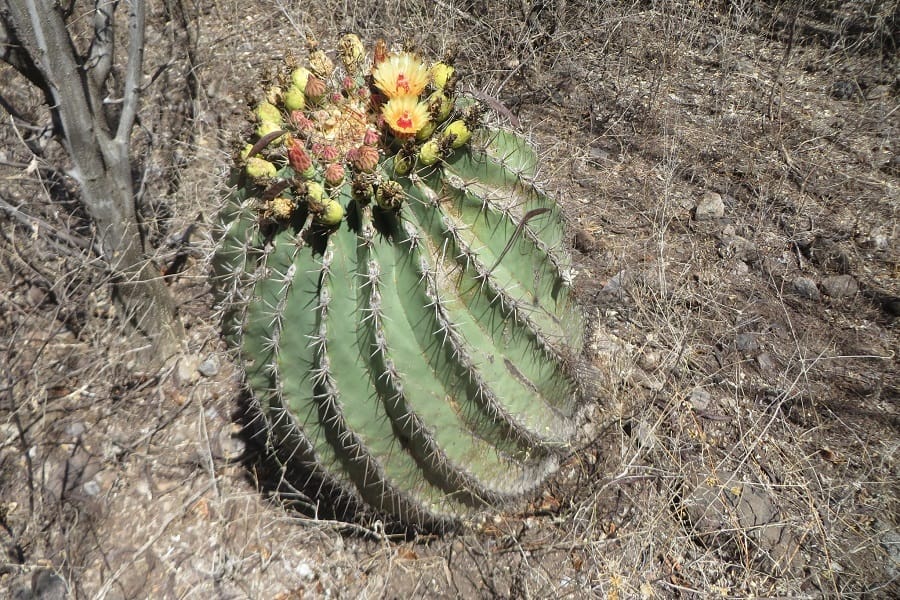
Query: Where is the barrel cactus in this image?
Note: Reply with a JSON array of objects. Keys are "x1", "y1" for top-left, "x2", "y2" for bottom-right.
[{"x1": 213, "y1": 35, "x2": 585, "y2": 531}]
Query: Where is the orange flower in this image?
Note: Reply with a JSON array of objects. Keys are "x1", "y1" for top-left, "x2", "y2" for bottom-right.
[
  {"x1": 373, "y1": 52, "x2": 428, "y2": 99},
  {"x1": 382, "y1": 96, "x2": 429, "y2": 136}
]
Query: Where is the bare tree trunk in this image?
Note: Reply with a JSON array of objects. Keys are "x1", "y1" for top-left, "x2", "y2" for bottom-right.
[{"x1": 1, "y1": 0, "x2": 183, "y2": 363}]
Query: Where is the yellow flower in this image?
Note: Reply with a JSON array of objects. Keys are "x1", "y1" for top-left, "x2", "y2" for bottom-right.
[
  {"x1": 373, "y1": 52, "x2": 428, "y2": 98},
  {"x1": 382, "y1": 96, "x2": 429, "y2": 136}
]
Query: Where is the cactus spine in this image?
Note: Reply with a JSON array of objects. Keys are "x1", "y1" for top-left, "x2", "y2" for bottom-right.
[{"x1": 213, "y1": 36, "x2": 584, "y2": 531}]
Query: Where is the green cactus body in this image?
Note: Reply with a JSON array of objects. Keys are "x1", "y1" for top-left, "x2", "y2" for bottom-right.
[{"x1": 213, "y1": 39, "x2": 585, "y2": 530}]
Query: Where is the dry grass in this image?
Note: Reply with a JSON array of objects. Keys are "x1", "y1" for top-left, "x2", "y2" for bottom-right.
[{"x1": 1, "y1": 0, "x2": 897, "y2": 598}]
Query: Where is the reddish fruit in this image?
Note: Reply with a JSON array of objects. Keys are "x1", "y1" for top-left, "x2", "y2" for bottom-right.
[
  {"x1": 305, "y1": 76, "x2": 326, "y2": 101},
  {"x1": 324, "y1": 163, "x2": 345, "y2": 187},
  {"x1": 350, "y1": 145, "x2": 379, "y2": 173}
]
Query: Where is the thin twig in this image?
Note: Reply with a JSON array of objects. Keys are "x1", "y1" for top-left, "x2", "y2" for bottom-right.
[{"x1": 115, "y1": 0, "x2": 145, "y2": 143}]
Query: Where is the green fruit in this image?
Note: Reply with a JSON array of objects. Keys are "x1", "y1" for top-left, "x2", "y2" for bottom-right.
[
  {"x1": 427, "y1": 91, "x2": 453, "y2": 123},
  {"x1": 255, "y1": 101, "x2": 282, "y2": 125},
  {"x1": 306, "y1": 181, "x2": 325, "y2": 203},
  {"x1": 290, "y1": 67, "x2": 311, "y2": 91},
  {"x1": 245, "y1": 157, "x2": 277, "y2": 182},
  {"x1": 415, "y1": 120, "x2": 436, "y2": 142},
  {"x1": 418, "y1": 140, "x2": 441, "y2": 166},
  {"x1": 238, "y1": 143, "x2": 254, "y2": 161},
  {"x1": 392, "y1": 153, "x2": 412, "y2": 177},
  {"x1": 256, "y1": 120, "x2": 284, "y2": 143},
  {"x1": 283, "y1": 85, "x2": 306, "y2": 112},
  {"x1": 315, "y1": 199, "x2": 344, "y2": 226},
  {"x1": 375, "y1": 180, "x2": 404, "y2": 211},
  {"x1": 431, "y1": 61, "x2": 455, "y2": 90},
  {"x1": 444, "y1": 120, "x2": 471, "y2": 149}
]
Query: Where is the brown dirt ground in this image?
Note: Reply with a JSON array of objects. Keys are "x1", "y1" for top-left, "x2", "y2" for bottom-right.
[{"x1": 1, "y1": 1, "x2": 897, "y2": 598}]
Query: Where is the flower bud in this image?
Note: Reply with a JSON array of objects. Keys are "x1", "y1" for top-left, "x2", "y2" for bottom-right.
[
  {"x1": 363, "y1": 128, "x2": 380, "y2": 146},
  {"x1": 321, "y1": 145, "x2": 340, "y2": 162},
  {"x1": 288, "y1": 141, "x2": 311, "y2": 170},
  {"x1": 290, "y1": 111, "x2": 315, "y2": 135},
  {"x1": 392, "y1": 152, "x2": 412, "y2": 176},
  {"x1": 324, "y1": 163, "x2": 345, "y2": 187},
  {"x1": 305, "y1": 76, "x2": 326, "y2": 101},
  {"x1": 350, "y1": 145, "x2": 380, "y2": 173}
]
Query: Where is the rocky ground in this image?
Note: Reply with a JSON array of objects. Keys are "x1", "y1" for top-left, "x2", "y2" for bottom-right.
[{"x1": 1, "y1": 1, "x2": 897, "y2": 598}]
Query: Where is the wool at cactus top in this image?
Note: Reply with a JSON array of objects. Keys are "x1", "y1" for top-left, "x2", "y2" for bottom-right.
[{"x1": 213, "y1": 34, "x2": 586, "y2": 531}]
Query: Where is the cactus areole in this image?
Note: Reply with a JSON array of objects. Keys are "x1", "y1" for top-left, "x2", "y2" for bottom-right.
[{"x1": 213, "y1": 35, "x2": 586, "y2": 531}]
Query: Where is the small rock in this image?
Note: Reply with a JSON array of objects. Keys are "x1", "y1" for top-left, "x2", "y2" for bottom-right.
[
  {"x1": 631, "y1": 368, "x2": 663, "y2": 391},
  {"x1": 830, "y1": 79, "x2": 857, "y2": 100},
  {"x1": 821, "y1": 274, "x2": 858, "y2": 298},
  {"x1": 681, "y1": 470, "x2": 804, "y2": 575},
  {"x1": 866, "y1": 84, "x2": 891, "y2": 100},
  {"x1": 792, "y1": 277, "x2": 821, "y2": 301},
  {"x1": 761, "y1": 257, "x2": 787, "y2": 278},
  {"x1": 756, "y1": 352, "x2": 777, "y2": 373},
  {"x1": 694, "y1": 191, "x2": 725, "y2": 221},
  {"x1": 573, "y1": 227, "x2": 598, "y2": 253},
  {"x1": 83, "y1": 480, "x2": 101, "y2": 497},
  {"x1": 10, "y1": 584, "x2": 32, "y2": 600},
  {"x1": 882, "y1": 296, "x2": 900, "y2": 317},
  {"x1": 729, "y1": 259, "x2": 750, "y2": 276},
  {"x1": 31, "y1": 569, "x2": 67, "y2": 600},
  {"x1": 175, "y1": 355, "x2": 200, "y2": 385},
  {"x1": 65, "y1": 422, "x2": 86, "y2": 438},
  {"x1": 633, "y1": 419, "x2": 657, "y2": 450},
  {"x1": 638, "y1": 348, "x2": 662, "y2": 371},
  {"x1": 600, "y1": 270, "x2": 631, "y2": 296},
  {"x1": 295, "y1": 562, "x2": 315, "y2": 581},
  {"x1": 718, "y1": 235, "x2": 758, "y2": 262},
  {"x1": 862, "y1": 227, "x2": 889, "y2": 251},
  {"x1": 879, "y1": 527, "x2": 900, "y2": 578},
  {"x1": 198, "y1": 356, "x2": 220, "y2": 377},
  {"x1": 688, "y1": 388, "x2": 712, "y2": 411},
  {"x1": 735, "y1": 332, "x2": 760, "y2": 353},
  {"x1": 589, "y1": 331, "x2": 628, "y2": 364}
]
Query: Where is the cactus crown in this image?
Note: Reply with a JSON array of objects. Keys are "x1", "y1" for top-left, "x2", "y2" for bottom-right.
[{"x1": 213, "y1": 34, "x2": 586, "y2": 532}]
